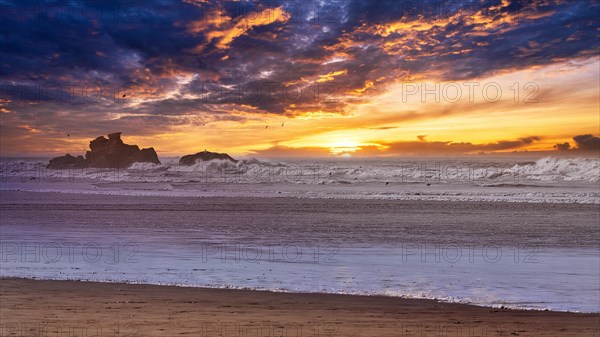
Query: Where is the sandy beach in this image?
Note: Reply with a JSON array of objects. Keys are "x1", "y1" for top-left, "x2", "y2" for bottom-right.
[
  {"x1": 1, "y1": 190, "x2": 599, "y2": 335},
  {"x1": 1, "y1": 278, "x2": 599, "y2": 337}
]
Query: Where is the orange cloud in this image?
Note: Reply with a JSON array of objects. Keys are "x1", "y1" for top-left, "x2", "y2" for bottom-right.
[
  {"x1": 252, "y1": 136, "x2": 546, "y2": 157},
  {"x1": 190, "y1": 6, "x2": 291, "y2": 51},
  {"x1": 373, "y1": 18, "x2": 453, "y2": 37},
  {"x1": 316, "y1": 70, "x2": 348, "y2": 83},
  {"x1": 352, "y1": 80, "x2": 374, "y2": 95}
]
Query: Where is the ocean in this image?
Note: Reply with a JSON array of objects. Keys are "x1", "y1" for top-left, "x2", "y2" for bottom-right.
[{"x1": 0, "y1": 155, "x2": 598, "y2": 312}]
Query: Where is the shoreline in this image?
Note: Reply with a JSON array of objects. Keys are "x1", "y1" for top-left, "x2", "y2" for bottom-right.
[
  {"x1": 0, "y1": 278, "x2": 600, "y2": 337},
  {"x1": 1, "y1": 278, "x2": 599, "y2": 336},
  {"x1": 1, "y1": 276, "x2": 598, "y2": 314}
]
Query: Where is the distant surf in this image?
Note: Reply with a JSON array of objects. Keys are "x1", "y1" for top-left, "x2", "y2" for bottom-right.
[{"x1": 1, "y1": 156, "x2": 598, "y2": 203}]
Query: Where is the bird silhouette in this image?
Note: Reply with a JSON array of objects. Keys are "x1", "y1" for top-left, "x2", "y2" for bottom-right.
[
  {"x1": 281, "y1": 123, "x2": 284, "y2": 127},
  {"x1": 67, "y1": 134, "x2": 70, "y2": 137},
  {"x1": 122, "y1": 94, "x2": 126, "y2": 98},
  {"x1": 265, "y1": 125, "x2": 269, "y2": 129},
  {"x1": 426, "y1": 183, "x2": 431, "y2": 186},
  {"x1": 385, "y1": 182, "x2": 390, "y2": 185}
]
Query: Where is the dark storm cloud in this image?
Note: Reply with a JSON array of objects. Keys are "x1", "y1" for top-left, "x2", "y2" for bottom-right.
[
  {"x1": 555, "y1": 134, "x2": 600, "y2": 152},
  {"x1": 553, "y1": 142, "x2": 571, "y2": 151},
  {"x1": 573, "y1": 135, "x2": 600, "y2": 152},
  {"x1": 335, "y1": 0, "x2": 600, "y2": 80},
  {"x1": 1, "y1": 0, "x2": 598, "y2": 138}
]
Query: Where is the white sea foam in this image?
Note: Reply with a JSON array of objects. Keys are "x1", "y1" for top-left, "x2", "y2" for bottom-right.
[
  {"x1": 514, "y1": 156, "x2": 600, "y2": 182},
  {"x1": 1, "y1": 156, "x2": 598, "y2": 203},
  {"x1": 2, "y1": 245, "x2": 598, "y2": 313}
]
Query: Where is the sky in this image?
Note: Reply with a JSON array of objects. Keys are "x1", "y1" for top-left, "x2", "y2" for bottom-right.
[{"x1": 1, "y1": 0, "x2": 599, "y2": 157}]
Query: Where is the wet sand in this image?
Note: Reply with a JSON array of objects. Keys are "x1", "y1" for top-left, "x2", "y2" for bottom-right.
[
  {"x1": 1, "y1": 190, "x2": 598, "y2": 247},
  {"x1": 1, "y1": 278, "x2": 599, "y2": 337}
]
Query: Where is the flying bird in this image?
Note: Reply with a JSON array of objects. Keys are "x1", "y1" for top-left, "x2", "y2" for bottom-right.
[
  {"x1": 265, "y1": 125, "x2": 269, "y2": 129},
  {"x1": 281, "y1": 123, "x2": 284, "y2": 127}
]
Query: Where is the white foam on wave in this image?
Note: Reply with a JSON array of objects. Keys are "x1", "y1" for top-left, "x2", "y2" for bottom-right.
[
  {"x1": 120, "y1": 156, "x2": 600, "y2": 184},
  {"x1": 514, "y1": 156, "x2": 600, "y2": 182},
  {"x1": 3, "y1": 156, "x2": 599, "y2": 184},
  {"x1": 2, "y1": 156, "x2": 599, "y2": 203}
]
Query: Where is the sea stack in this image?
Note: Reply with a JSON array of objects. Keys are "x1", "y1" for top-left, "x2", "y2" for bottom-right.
[
  {"x1": 47, "y1": 132, "x2": 160, "y2": 169},
  {"x1": 179, "y1": 150, "x2": 238, "y2": 166}
]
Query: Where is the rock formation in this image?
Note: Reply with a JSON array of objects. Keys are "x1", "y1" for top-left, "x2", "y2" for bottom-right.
[
  {"x1": 179, "y1": 150, "x2": 238, "y2": 166},
  {"x1": 47, "y1": 132, "x2": 160, "y2": 169},
  {"x1": 47, "y1": 154, "x2": 88, "y2": 169}
]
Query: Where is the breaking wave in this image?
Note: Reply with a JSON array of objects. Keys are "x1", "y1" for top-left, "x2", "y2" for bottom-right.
[
  {"x1": 0, "y1": 157, "x2": 600, "y2": 187},
  {"x1": 123, "y1": 156, "x2": 599, "y2": 184},
  {"x1": 1, "y1": 156, "x2": 598, "y2": 185},
  {"x1": 514, "y1": 157, "x2": 599, "y2": 182}
]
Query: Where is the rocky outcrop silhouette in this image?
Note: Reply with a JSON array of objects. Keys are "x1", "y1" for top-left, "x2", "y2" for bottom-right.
[
  {"x1": 47, "y1": 132, "x2": 160, "y2": 169},
  {"x1": 47, "y1": 154, "x2": 88, "y2": 169},
  {"x1": 179, "y1": 150, "x2": 238, "y2": 166}
]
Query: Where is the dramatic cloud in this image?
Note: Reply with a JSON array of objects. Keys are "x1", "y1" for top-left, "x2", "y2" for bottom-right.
[
  {"x1": 573, "y1": 135, "x2": 600, "y2": 152},
  {"x1": 0, "y1": 0, "x2": 598, "y2": 155},
  {"x1": 553, "y1": 142, "x2": 571, "y2": 151},
  {"x1": 555, "y1": 134, "x2": 600, "y2": 152}
]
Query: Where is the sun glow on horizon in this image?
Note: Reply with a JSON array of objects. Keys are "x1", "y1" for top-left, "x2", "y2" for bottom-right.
[{"x1": 1, "y1": 0, "x2": 598, "y2": 158}]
